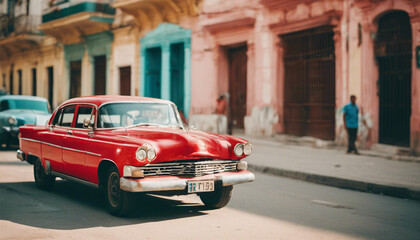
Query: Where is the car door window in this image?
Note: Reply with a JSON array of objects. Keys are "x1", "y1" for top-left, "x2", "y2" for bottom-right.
[
  {"x1": 51, "y1": 109, "x2": 62, "y2": 126},
  {"x1": 75, "y1": 106, "x2": 94, "y2": 128},
  {"x1": 58, "y1": 106, "x2": 76, "y2": 127}
]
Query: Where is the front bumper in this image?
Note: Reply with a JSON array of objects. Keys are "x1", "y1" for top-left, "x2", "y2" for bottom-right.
[{"x1": 120, "y1": 170, "x2": 255, "y2": 192}]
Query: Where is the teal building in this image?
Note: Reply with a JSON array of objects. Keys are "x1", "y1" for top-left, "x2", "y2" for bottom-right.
[{"x1": 140, "y1": 23, "x2": 192, "y2": 117}]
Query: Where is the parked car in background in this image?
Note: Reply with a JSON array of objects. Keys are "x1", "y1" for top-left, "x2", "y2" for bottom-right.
[
  {"x1": 0, "y1": 89, "x2": 9, "y2": 96},
  {"x1": 0, "y1": 95, "x2": 50, "y2": 148},
  {"x1": 17, "y1": 96, "x2": 255, "y2": 216}
]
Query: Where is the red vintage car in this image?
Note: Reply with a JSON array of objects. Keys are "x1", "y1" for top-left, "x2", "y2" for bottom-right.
[{"x1": 17, "y1": 96, "x2": 255, "y2": 216}]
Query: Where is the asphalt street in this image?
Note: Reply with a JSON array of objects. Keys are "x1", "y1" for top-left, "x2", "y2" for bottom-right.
[{"x1": 0, "y1": 150, "x2": 419, "y2": 240}]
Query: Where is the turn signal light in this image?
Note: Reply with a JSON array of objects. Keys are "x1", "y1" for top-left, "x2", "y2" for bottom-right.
[
  {"x1": 123, "y1": 165, "x2": 145, "y2": 178},
  {"x1": 132, "y1": 170, "x2": 144, "y2": 178},
  {"x1": 237, "y1": 161, "x2": 248, "y2": 171}
]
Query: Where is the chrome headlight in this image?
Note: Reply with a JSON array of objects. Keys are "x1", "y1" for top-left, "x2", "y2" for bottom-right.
[
  {"x1": 136, "y1": 147, "x2": 147, "y2": 162},
  {"x1": 147, "y1": 148, "x2": 156, "y2": 161},
  {"x1": 136, "y1": 145, "x2": 157, "y2": 162},
  {"x1": 8, "y1": 117, "x2": 17, "y2": 125},
  {"x1": 234, "y1": 143, "x2": 244, "y2": 157},
  {"x1": 243, "y1": 143, "x2": 253, "y2": 156}
]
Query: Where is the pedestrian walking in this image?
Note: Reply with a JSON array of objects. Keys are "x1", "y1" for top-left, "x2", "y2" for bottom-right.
[{"x1": 343, "y1": 95, "x2": 360, "y2": 154}]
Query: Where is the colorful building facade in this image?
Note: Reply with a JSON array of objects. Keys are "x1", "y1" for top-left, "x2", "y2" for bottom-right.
[
  {"x1": 1, "y1": 0, "x2": 420, "y2": 154},
  {"x1": 188, "y1": 0, "x2": 420, "y2": 154},
  {"x1": 140, "y1": 23, "x2": 192, "y2": 117}
]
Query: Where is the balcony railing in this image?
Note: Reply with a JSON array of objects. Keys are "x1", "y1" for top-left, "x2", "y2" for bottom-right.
[
  {"x1": 0, "y1": 15, "x2": 42, "y2": 38},
  {"x1": 42, "y1": 1, "x2": 115, "y2": 23}
]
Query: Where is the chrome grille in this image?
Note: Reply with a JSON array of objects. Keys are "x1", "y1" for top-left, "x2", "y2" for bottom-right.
[{"x1": 139, "y1": 160, "x2": 238, "y2": 177}]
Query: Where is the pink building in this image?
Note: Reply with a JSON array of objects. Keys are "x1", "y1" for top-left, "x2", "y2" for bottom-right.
[{"x1": 189, "y1": 0, "x2": 420, "y2": 153}]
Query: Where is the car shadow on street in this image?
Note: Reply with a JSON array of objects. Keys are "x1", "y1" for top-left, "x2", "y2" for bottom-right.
[{"x1": 0, "y1": 180, "x2": 209, "y2": 230}]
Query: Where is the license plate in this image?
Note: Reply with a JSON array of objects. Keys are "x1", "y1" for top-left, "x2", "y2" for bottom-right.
[{"x1": 188, "y1": 180, "x2": 214, "y2": 193}]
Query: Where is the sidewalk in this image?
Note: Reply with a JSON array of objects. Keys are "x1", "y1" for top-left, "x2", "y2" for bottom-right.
[{"x1": 236, "y1": 134, "x2": 420, "y2": 201}]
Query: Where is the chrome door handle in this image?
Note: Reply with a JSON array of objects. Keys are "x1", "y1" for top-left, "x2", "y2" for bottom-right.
[{"x1": 66, "y1": 130, "x2": 73, "y2": 135}]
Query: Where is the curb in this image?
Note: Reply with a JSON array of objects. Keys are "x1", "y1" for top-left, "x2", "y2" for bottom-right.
[
  {"x1": 248, "y1": 164, "x2": 420, "y2": 201},
  {"x1": 239, "y1": 134, "x2": 420, "y2": 164}
]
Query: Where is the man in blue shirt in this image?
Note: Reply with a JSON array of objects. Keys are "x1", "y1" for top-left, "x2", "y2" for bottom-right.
[{"x1": 343, "y1": 95, "x2": 359, "y2": 154}]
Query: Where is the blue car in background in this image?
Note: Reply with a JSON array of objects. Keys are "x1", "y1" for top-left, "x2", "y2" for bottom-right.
[{"x1": 0, "y1": 95, "x2": 51, "y2": 148}]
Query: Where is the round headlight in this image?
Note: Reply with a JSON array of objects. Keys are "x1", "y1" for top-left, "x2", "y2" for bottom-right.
[
  {"x1": 136, "y1": 148, "x2": 147, "y2": 162},
  {"x1": 243, "y1": 143, "x2": 253, "y2": 156},
  {"x1": 147, "y1": 148, "x2": 156, "y2": 161},
  {"x1": 8, "y1": 117, "x2": 17, "y2": 125},
  {"x1": 234, "y1": 143, "x2": 244, "y2": 157}
]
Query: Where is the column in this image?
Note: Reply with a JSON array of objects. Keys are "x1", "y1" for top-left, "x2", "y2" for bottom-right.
[
  {"x1": 140, "y1": 47, "x2": 146, "y2": 96},
  {"x1": 184, "y1": 39, "x2": 191, "y2": 118},
  {"x1": 410, "y1": 18, "x2": 420, "y2": 152},
  {"x1": 361, "y1": 21, "x2": 378, "y2": 147},
  {"x1": 161, "y1": 42, "x2": 170, "y2": 100},
  {"x1": 275, "y1": 37, "x2": 285, "y2": 132}
]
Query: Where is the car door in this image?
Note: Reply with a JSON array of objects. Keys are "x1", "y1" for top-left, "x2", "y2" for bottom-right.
[
  {"x1": 61, "y1": 105, "x2": 95, "y2": 180},
  {"x1": 40, "y1": 105, "x2": 75, "y2": 173}
]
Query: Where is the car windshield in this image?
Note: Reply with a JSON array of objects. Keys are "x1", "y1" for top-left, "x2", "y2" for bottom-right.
[
  {"x1": 0, "y1": 99, "x2": 49, "y2": 113},
  {"x1": 98, "y1": 102, "x2": 182, "y2": 128}
]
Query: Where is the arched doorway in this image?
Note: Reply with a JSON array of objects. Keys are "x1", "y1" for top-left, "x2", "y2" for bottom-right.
[{"x1": 375, "y1": 11, "x2": 412, "y2": 147}]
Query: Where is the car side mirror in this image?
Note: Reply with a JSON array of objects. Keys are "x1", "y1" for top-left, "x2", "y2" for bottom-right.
[{"x1": 83, "y1": 118, "x2": 94, "y2": 129}]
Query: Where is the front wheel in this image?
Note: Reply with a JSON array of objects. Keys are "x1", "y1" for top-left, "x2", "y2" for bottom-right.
[
  {"x1": 34, "y1": 158, "x2": 55, "y2": 190},
  {"x1": 104, "y1": 166, "x2": 133, "y2": 217},
  {"x1": 199, "y1": 185, "x2": 233, "y2": 209}
]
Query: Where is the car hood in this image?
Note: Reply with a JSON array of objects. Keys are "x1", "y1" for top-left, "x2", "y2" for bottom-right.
[
  {"x1": 0, "y1": 110, "x2": 51, "y2": 126},
  {"x1": 103, "y1": 127, "x2": 247, "y2": 163}
]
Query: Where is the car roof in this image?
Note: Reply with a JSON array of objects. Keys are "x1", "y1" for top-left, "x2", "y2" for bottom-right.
[
  {"x1": 0, "y1": 95, "x2": 48, "y2": 102},
  {"x1": 58, "y1": 95, "x2": 174, "y2": 108}
]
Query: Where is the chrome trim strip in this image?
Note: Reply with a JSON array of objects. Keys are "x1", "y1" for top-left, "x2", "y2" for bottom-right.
[
  {"x1": 62, "y1": 146, "x2": 85, "y2": 154},
  {"x1": 142, "y1": 160, "x2": 235, "y2": 167},
  {"x1": 52, "y1": 171, "x2": 98, "y2": 189},
  {"x1": 86, "y1": 152, "x2": 101, "y2": 157},
  {"x1": 20, "y1": 137, "x2": 101, "y2": 157},
  {"x1": 42, "y1": 141, "x2": 63, "y2": 149},
  {"x1": 20, "y1": 137, "x2": 40, "y2": 143}
]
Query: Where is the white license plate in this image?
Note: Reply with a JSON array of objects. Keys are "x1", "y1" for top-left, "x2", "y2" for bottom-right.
[{"x1": 188, "y1": 180, "x2": 214, "y2": 193}]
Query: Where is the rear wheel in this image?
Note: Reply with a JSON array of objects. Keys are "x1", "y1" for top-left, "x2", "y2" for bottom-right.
[
  {"x1": 34, "y1": 158, "x2": 55, "y2": 190},
  {"x1": 199, "y1": 185, "x2": 233, "y2": 209},
  {"x1": 104, "y1": 166, "x2": 132, "y2": 217}
]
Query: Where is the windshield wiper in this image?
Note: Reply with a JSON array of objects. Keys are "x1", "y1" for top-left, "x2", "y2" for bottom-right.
[{"x1": 131, "y1": 123, "x2": 160, "y2": 127}]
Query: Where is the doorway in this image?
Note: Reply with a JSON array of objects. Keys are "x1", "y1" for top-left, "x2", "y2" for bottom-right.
[
  {"x1": 119, "y1": 66, "x2": 131, "y2": 96},
  {"x1": 9, "y1": 66, "x2": 13, "y2": 94},
  {"x1": 69, "y1": 60, "x2": 81, "y2": 98},
  {"x1": 145, "y1": 47, "x2": 162, "y2": 98},
  {"x1": 17, "y1": 69, "x2": 22, "y2": 95},
  {"x1": 32, "y1": 68, "x2": 37, "y2": 96},
  {"x1": 94, "y1": 55, "x2": 106, "y2": 95},
  {"x1": 375, "y1": 11, "x2": 412, "y2": 147},
  {"x1": 227, "y1": 45, "x2": 247, "y2": 132},
  {"x1": 282, "y1": 27, "x2": 336, "y2": 140},
  {"x1": 47, "y1": 66, "x2": 53, "y2": 108},
  {"x1": 170, "y1": 43, "x2": 185, "y2": 113}
]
